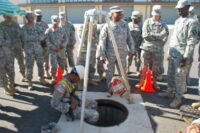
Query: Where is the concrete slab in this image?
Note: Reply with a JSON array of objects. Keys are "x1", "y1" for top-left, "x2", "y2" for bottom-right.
[{"x1": 57, "y1": 92, "x2": 154, "y2": 133}]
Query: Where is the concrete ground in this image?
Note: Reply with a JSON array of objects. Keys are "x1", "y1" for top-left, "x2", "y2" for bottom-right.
[{"x1": 0, "y1": 26, "x2": 199, "y2": 133}]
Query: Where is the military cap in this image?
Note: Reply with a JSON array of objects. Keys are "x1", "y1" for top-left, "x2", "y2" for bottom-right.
[
  {"x1": 175, "y1": 0, "x2": 191, "y2": 9},
  {"x1": 151, "y1": 5, "x2": 162, "y2": 16},
  {"x1": 109, "y1": 6, "x2": 124, "y2": 13},
  {"x1": 34, "y1": 9, "x2": 42, "y2": 16},
  {"x1": 51, "y1": 15, "x2": 59, "y2": 24}
]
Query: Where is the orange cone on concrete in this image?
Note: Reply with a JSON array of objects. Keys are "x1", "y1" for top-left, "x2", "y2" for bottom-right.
[
  {"x1": 54, "y1": 67, "x2": 63, "y2": 88},
  {"x1": 138, "y1": 69, "x2": 155, "y2": 93}
]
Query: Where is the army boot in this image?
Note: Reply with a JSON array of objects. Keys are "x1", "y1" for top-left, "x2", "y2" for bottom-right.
[
  {"x1": 158, "y1": 91, "x2": 175, "y2": 98},
  {"x1": 46, "y1": 70, "x2": 51, "y2": 78},
  {"x1": 170, "y1": 97, "x2": 182, "y2": 108},
  {"x1": 9, "y1": 83, "x2": 20, "y2": 93},
  {"x1": 4, "y1": 85, "x2": 14, "y2": 96},
  {"x1": 39, "y1": 76, "x2": 49, "y2": 85},
  {"x1": 28, "y1": 80, "x2": 33, "y2": 90},
  {"x1": 21, "y1": 73, "x2": 27, "y2": 82},
  {"x1": 191, "y1": 102, "x2": 200, "y2": 109}
]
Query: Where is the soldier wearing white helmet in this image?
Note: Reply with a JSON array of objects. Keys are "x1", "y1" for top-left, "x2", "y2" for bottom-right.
[
  {"x1": 127, "y1": 11, "x2": 143, "y2": 75},
  {"x1": 137, "y1": 5, "x2": 169, "y2": 90},
  {"x1": 51, "y1": 65, "x2": 99, "y2": 123},
  {"x1": 34, "y1": 9, "x2": 50, "y2": 78},
  {"x1": 159, "y1": 0, "x2": 199, "y2": 108}
]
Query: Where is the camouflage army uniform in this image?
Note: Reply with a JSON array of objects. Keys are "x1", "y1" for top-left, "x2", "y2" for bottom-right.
[
  {"x1": 21, "y1": 23, "x2": 45, "y2": 81},
  {"x1": 127, "y1": 22, "x2": 143, "y2": 72},
  {"x1": 77, "y1": 24, "x2": 98, "y2": 78},
  {"x1": 140, "y1": 18, "x2": 169, "y2": 87},
  {"x1": 0, "y1": 24, "x2": 15, "y2": 94},
  {"x1": 98, "y1": 20, "x2": 135, "y2": 87},
  {"x1": 0, "y1": 21, "x2": 25, "y2": 80},
  {"x1": 167, "y1": 16, "x2": 199, "y2": 98},
  {"x1": 60, "y1": 21, "x2": 76, "y2": 69},
  {"x1": 51, "y1": 77, "x2": 99, "y2": 123},
  {"x1": 36, "y1": 21, "x2": 49, "y2": 74},
  {"x1": 45, "y1": 27, "x2": 68, "y2": 79}
]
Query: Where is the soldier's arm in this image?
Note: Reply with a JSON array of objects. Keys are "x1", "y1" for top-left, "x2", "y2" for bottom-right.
[
  {"x1": 93, "y1": 25, "x2": 99, "y2": 44},
  {"x1": 153, "y1": 24, "x2": 169, "y2": 43},
  {"x1": 21, "y1": 26, "x2": 39, "y2": 42},
  {"x1": 0, "y1": 26, "x2": 10, "y2": 46},
  {"x1": 127, "y1": 24, "x2": 135, "y2": 54},
  {"x1": 60, "y1": 31, "x2": 68, "y2": 48},
  {"x1": 142, "y1": 20, "x2": 156, "y2": 41},
  {"x1": 51, "y1": 84, "x2": 70, "y2": 113},
  {"x1": 97, "y1": 24, "x2": 107, "y2": 60},
  {"x1": 183, "y1": 21, "x2": 199, "y2": 58},
  {"x1": 45, "y1": 30, "x2": 57, "y2": 50},
  {"x1": 68, "y1": 24, "x2": 76, "y2": 45}
]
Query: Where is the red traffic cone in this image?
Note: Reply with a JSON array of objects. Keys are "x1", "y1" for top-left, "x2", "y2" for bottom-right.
[
  {"x1": 135, "y1": 67, "x2": 147, "y2": 89},
  {"x1": 54, "y1": 67, "x2": 63, "y2": 88},
  {"x1": 140, "y1": 69, "x2": 155, "y2": 93}
]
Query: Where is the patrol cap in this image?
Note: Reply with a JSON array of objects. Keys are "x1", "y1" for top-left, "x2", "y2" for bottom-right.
[
  {"x1": 59, "y1": 11, "x2": 66, "y2": 18},
  {"x1": 131, "y1": 11, "x2": 141, "y2": 19},
  {"x1": 71, "y1": 65, "x2": 85, "y2": 80},
  {"x1": 175, "y1": 0, "x2": 191, "y2": 9},
  {"x1": 109, "y1": 6, "x2": 124, "y2": 13},
  {"x1": 34, "y1": 9, "x2": 42, "y2": 16},
  {"x1": 51, "y1": 15, "x2": 59, "y2": 24},
  {"x1": 25, "y1": 11, "x2": 35, "y2": 18},
  {"x1": 189, "y1": 6, "x2": 194, "y2": 13},
  {"x1": 151, "y1": 5, "x2": 162, "y2": 16}
]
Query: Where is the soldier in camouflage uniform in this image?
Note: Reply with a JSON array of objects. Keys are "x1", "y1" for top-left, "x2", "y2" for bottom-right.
[
  {"x1": 77, "y1": 22, "x2": 99, "y2": 86},
  {"x1": 136, "y1": 5, "x2": 169, "y2": 90},
  {"x1": 59, "y1": 12, "x2": 76, "y2": 73},
  {"x1": 98, "y1": 6, "x2": 135, "y2": 93},
  {"x1": 1, "y1": 15, "x2": 26, "y2": 83},
  {"x1": 21, "y1": 11, "x2": 48, "y2": 90},
  {"x1": 127, "y1": 11, "x2": 143, "y2": 75},
  {"x1": 159, "y1": 0, "x2": 199, "y2": 108},
  {"x1": 0, "y1": 15, "x2": 16, "y2": 96},
  {"x1": 46, "y1": 15, "x2": 68, "y2": 83},
  {"x1": 51, "y1": 65, "x2": 99, "y2": 123},
  {"x1": 34, "y1": 9, "x2": 51, "y2": 78}
]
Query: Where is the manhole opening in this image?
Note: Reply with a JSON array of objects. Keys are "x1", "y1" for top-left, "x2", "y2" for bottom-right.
[{"x1": 86, "y1": 99, "x2": 129, "y2": 127}]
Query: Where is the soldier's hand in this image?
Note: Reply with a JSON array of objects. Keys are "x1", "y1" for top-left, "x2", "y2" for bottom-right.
[
  {"x1": 70, "y1": 101, "x2": 78, "y2": 109},
  {"x1": 68, "y1": 45, "x2": 74, "y2": 49},
  {"x1": 180, "y1": 58, "x2": 187, "y2": 67}
]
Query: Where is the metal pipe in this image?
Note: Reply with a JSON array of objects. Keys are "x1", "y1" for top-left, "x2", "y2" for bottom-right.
[{"x1": 80, "y1": 15, "x2": 94, "y2": 133}]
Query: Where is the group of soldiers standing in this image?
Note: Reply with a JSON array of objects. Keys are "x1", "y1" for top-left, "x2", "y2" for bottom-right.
[{"x1": 0, "y1": 0, "x2": 200, "y2": 110}]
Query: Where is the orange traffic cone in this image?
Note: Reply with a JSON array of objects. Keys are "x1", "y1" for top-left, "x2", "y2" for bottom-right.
[
  {"x1": 54, "y1": 67, "x2": 63, "y2": 88},
  {"x1": 140, "y1": 69, "x2": 155, "y2": 93},
  {"x1": 135, "y1": 67, "x2": 147, "y2": 89}
]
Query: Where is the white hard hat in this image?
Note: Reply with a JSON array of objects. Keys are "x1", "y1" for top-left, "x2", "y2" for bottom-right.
[
  {"x1": 72, "y1": 65, "x2": 85, "y2": 80},
  {"x1": 34, "y1": 9, "x2": 42, "y2": 16},
  {"x1": 151, "y1": 5, "x2": 162, "y2": 16},
  {"x1": 131, "y1": 11, "x2": 141, "y2": 19},
  {"x1": 51, "y1": 15, "x2": 59, "y2": 24},
  {"x1": 189, "y1": 6, "x2": 194, "y2": 13},
  {"x1": 175, "y1": 0, "x2": 191, "y2": 9}
]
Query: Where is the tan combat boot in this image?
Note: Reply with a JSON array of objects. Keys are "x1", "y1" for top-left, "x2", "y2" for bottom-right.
[
  {"x1": 21, "y1": 74, "x2": 27, "y2": 82},
  {"x1": 39, "y1": 76, "x2": 49, "y2": 85},
  {"x1": 88, "y1": 78, "x2": 98, "y2": 86},
  {"x1": 158, "y1": 92, "x2": 175, "y2": 98},
  {"x1": 4, "y1": 85, "x2": 14, "y2": 96},
  {"x1": 191, "y1": 102, "x2": 200, "y2": 109},
  {"x1": 46, "y1": 70, "x2": 51, "y2": 78},
  {"x1": 126, "y1": 66, "x2": 130, "y2": 74},
  {"x1": 170, "y1": 97, "x2": 182, "y2": 108},
  {"x1": 28, "y1": 80, "x2": 33, "y2": 90}
]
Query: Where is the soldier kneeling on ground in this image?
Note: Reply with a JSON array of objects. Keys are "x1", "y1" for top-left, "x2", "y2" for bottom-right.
[{"x1": 51, "y1": 65, "x2": 99, "y2": 123}]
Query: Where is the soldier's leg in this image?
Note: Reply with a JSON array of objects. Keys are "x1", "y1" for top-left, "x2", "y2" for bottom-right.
[
  {"x1": 136, "y1": 49, "x2": 142, "y2": 73},
  {"x1": 25, "y1": 51, "x2": 34, "y2": 90},
  {"x1": 43, "y1": 47, "x2": 51, "y2": 78},
  {"x1": 106, "y1": 57, "x2": 116, "y2": 89},
  {"x1": 66, "y1": 46, "x2": 75, "y2": 67},
  {"x1": 136, "y1": 50, "x2": 150, "y2": 88},
  {"x1": 5, "y1": 54, "x2": 15, "y2": 94},
  {"x1": 14, "y1": 47, "x2": 26, "y2": 81},
  {"x1": 50, "y1": 54, "x2": 58, "y2": 81},
  {"x1": 58, "y1": 50, "x2": 67, "y2": 73},
  {"x1": 0, "y1": 56, "x2": 11, "y2": 95},
  {"x1": 73, "y1": 107, "x2": 99, "y2": 124},
  {"x1": 35, "y1": 48, "x2": 48, "y2": 84},
  {"x1": 186, "y1": 58, "x2": 193, "y2": 86}
]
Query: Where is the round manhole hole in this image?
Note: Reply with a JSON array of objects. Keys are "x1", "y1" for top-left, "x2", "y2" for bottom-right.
[{"x1": 86, "y1": 99, "x2": 129, "y2": 127}]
